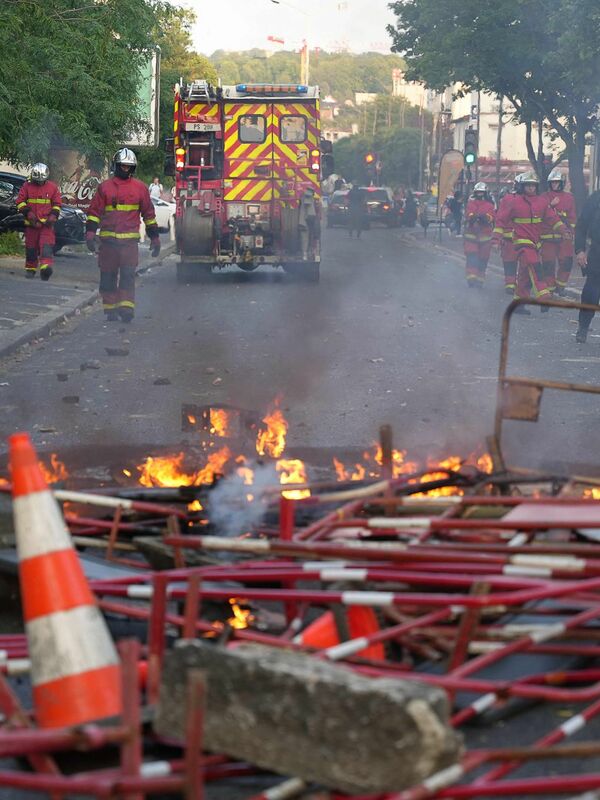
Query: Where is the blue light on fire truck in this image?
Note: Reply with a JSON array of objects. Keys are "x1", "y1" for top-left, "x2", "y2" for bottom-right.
[{"x1": 236, "y1": 84, "x2": 308, "y2": 94}]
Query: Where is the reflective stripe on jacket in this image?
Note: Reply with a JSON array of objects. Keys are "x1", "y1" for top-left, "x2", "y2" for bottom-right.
[
  {"x1": 86, "y1": 176, "x2": 158, "y2": 241},
  {"x1": 464, "y1": 198, "x2": 495, "y2": 242},
  {"x1": 15, "y1": 180, "x2": 62, "y2": 224},
  {"x1": 540, "y1": 189, "x2": 577, "y2": 240},
  {"x1": 494, "y1": 193, "x2": 566, "y2": 249}
]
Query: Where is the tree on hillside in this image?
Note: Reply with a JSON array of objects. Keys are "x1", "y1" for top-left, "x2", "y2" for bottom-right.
[
  {"x1": 209, "y1": 50, "x2": 406, "y2": 102},
  {"x1": 0, "y1": 0, "x2": 159, "y2": 166},
  {"x1": 334, "y1": 126, "x2": 423, "y2": 188},
  {"x1": 388, "y1": 0, "x2": 600, "y2": 207}
]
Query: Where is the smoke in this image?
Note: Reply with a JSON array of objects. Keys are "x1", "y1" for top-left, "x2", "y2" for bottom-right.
[{"x1": 208, "y1": 460, "x2": 278, "y2": 538}]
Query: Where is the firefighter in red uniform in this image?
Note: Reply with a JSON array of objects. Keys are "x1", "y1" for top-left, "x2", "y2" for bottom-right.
[
  {"x1": 493, "y1": 184, "x2": 519, "y2": 295},
  {"x1": 15, "y1": 163, "x2": 62, "y2": 280},
  {"x1": 493, "y1": 171, "x2": 570, "y2": 314},
  {"x1": 463, "y1": 181, "x2": 495, "y2": 288},
  {"x1": 85, "y1": 148, "x2": 159, "y2": 322},
  {"x1": 540, "y1": 169, "x2": 576, "y2": 295}
]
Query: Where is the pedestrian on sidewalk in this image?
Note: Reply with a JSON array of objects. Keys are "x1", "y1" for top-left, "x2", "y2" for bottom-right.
[
  {"x1": 347, "y1": 184, "x2": 366, "y2": 239},
  {"x1": 574, "y1": 190, "x2": 600, "y2": 343},
  {"x1": 15, "y1": 163, "x2": 62, "y2": 281},
  {"x1": 148, "y1": 176, "x2": 163, "y2": 201},
  {"x1": 85, "y1": 148, "x2": 160, "y2": 323},
  {"x1": 493, "y1": 171, "x2": 570, "y2": 314},
  {"x1": 540, "y1": 169, "x2": 576, "y2": 295},
  {"x1": 463, "y1": 182, "x2": 495, "y2": 288},
  {"x1": 446, "y1": 191, "x2": 463, "y2": 236}
]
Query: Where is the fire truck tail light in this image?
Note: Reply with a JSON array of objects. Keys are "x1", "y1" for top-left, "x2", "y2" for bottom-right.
[
  {"x1": 311, "y1": 149, "x2": 319, "y2": 157},
  {"x1": 175, "y1": 147, "x2": 185, "y2": 170}
]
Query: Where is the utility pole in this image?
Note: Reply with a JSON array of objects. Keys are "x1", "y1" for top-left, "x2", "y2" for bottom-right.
[
  {"x1": 494, "y1": 95, "x2": 504, "y2": 198},
  {"x1": 418, "y1": 99, "x2": 425, "y2": 191}
]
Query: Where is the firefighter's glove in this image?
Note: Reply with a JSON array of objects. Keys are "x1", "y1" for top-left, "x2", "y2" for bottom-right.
[
  {"x1": 26, "y1": 211, "x2": 41, "y2": 227},
  {"x1": 85, "y1": 231, "x2": 97, "y2": 254},
  {"x1": 150, "y1": 237, "x2": 161, "y2": 258},
  {"x1": 45, "y1": 213, "x2": 58, "y2": 227}
]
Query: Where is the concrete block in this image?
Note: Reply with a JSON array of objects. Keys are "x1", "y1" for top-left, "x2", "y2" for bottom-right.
[{"x1": 155, "y1": 642, "x2": 462, "y2": 793}]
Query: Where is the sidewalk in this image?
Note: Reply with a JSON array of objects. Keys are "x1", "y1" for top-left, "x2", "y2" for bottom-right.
[
  {"x1": 0, "y1": 241, "x2": 176, "y2": 359},
  {"x1": 0, "y1": 251, "x2": 98, "y2": 358}
]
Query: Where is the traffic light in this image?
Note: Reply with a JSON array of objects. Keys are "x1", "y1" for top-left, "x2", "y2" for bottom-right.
[{"x1": 464, "y1": 129, "x2": 478, "y2": 166}]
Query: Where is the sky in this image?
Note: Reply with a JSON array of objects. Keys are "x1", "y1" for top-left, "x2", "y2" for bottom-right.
[{"x1": 181, "y1": 0, "x2": 396, "y2": 55}]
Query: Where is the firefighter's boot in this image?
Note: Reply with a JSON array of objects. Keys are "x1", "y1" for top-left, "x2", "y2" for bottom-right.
[
  {"x1": 25, "y1": 269, "x2": 36, "y2": 280},
  {"x1": 118, "y1": 307, "x2": 134, "y2": 324},
  {"x1": 39, "y1": 266, "x2": 53, "y2": 281},
  {"x1": 576, "y1": 327, "x2": 588, "y2": 343},
  {"x1": 105, "y1": 310, "x2": 119, "y2": 322}
]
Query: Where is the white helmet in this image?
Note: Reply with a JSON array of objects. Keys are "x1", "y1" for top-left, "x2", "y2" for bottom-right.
[
  {"x1": 518, "y1": 170, "x2": 539, "y2": 185},
  {"x1": 113, "y1": 147, "x2": 137, "y2": 177},
  {"x1": 30, "y1": 163, "x2": 49, "y2": 184},
  {"x1": 474, "y1": 182, "x2": 487, "y2": 193},
  {"x1": 547, "y1": 168, "x2": 565, "y2": 187}
]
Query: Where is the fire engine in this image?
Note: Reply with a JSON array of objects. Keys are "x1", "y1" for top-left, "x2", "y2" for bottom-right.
[{"x1": 167, "y1": 80, "x2": 332, "y2": 283}]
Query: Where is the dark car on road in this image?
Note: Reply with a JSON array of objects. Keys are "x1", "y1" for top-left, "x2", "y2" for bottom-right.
[
  {"x1": 0, "y1": 171, "x2": 86, "y2": 253},
  {"x1": 360, "y1": 186, "x2": 401, "y2": 227},
  {"x1": 326, "y1": 190, "x2": 349, "y2": 228}
]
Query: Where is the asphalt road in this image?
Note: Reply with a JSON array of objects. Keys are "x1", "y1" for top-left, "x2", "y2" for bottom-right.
[
  {"x1": 1, "y1": 229, "x2": 600, "y2": 797},
  {"x1": 0, "y1": 225, "x2": 598, "y2": 478}
]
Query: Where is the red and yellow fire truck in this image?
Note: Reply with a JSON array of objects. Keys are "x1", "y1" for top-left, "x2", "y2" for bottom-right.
[{"x1": 168, "y1": 80, "x2": 330, "y2": 283}]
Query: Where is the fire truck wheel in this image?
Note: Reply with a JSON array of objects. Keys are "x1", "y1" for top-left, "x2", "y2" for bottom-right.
[
  {"x1": 180, "y1": 209, "x2": 214, "y2": 256},
  {"x1": 283, "y1": 261, "x2": 320, "y2": 283}
]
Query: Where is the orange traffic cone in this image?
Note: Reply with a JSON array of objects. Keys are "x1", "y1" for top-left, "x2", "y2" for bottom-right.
[
  {"x1": 294, "y1": 606, "x2": 385, "y2": 660},
  {"x1": 9, "y1": 433, "x2": 122, "y2": 728}
]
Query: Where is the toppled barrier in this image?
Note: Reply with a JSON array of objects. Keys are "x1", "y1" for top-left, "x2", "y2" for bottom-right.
[{"x1": 155, "y1": 641, "x2": 462, "y2": 793}]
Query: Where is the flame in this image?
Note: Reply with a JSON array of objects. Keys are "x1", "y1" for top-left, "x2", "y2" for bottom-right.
[
  {"x1": 188, "y1": 499, "x2": 203, "y2": 512},
  {"x1": 209, "y1": 408, "x2": 231, "y2": 438},
  {"x1": 137, "y1": 447, "x2": 231, "y2": 487},
  {"x1": 277, "y1": 458, "x2": 310, "y2": 499},
  {"x1": 122, "y1": 468, "x2": 132, "y2": 478},
  {"x1": 583, "y1": 488, "x2": 600, "y2": 499},
  {"x1": 0, "y1": 476, "x2": 9, "y2": 487},
  {"x1": 332, "y1": 447, "x2": 494, "y2": 496},
  {"x1": 187, "y1": 414, "x2": 197, "y2": 425},
  {"x1": 227, "y1": 599, "x2": 253, "y2": 629},
  {"x1": 38, "y1": 454, "x2": 68, "y2": 484},
  {"x1": 256, "y1": 400, "x2": 288, "y2": 458}
]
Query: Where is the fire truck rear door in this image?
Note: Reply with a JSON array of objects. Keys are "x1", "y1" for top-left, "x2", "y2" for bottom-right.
[
  {"x1": 223, "y1": 102, "x2": 274, "y2": 206},
  {"x1": 272, "y1": 102, "x2": 320, "y2": 203}
]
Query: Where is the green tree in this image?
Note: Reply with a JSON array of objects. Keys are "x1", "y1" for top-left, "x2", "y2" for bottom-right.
[
  {"x1": 388, "y1": 0, "x2": 600, "y2": 206},
  {"x1": 137, "y1": 6, "x2": 217, "y2": 182},
  {"x1": 0, "y1": 0, "x2": 160, "y2": 166},
  {"x1": 333, "y1": 126, "x2": 423, "y2": 188}
]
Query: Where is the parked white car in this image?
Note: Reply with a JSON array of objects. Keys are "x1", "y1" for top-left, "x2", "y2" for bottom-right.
[
  {"x1": 140, "y1": 196, "x2": 176, "y2": 241},
  {"x1": 151, "y1": 197, "x2": 176, "y2": 233}
]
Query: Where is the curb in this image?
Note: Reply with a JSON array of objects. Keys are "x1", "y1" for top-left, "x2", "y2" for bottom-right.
[{"x1": 0, "y1": 288, "x2": 99, "y2": 360}]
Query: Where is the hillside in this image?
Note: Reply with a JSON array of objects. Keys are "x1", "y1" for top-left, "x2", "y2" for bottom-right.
[{"x1": 209, "y1": 49, "x2": 406, "y2": 101}]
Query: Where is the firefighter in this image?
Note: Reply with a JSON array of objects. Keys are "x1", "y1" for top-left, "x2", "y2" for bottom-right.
[
  {"x1": 15, "y1": 163, "x2": 62, "y2": 280},
  {"x1": 574, "y1": 189, "x2": 600, "y2": 343},
  {"x1": 464, "y1": 182, "x2": 495, "y2": 287},
  {"x1": 540, "y1": 169, "x2": 576, "y2": 295},
  {"x1": 298, "y1": 188, "x2": 319, "y2": 260},
  {"x1": 494, "y1": 185, "x2": 518, "y2": 294},
  {"x1": 85, "y1": 149, "x2": 160, "y2": 322},
  {"x1": 347, "y1": 184, "x2": 366, "y2": 239},
  {"x1": 493, "y1": 171, "x2": 570, "y2": 314}
]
